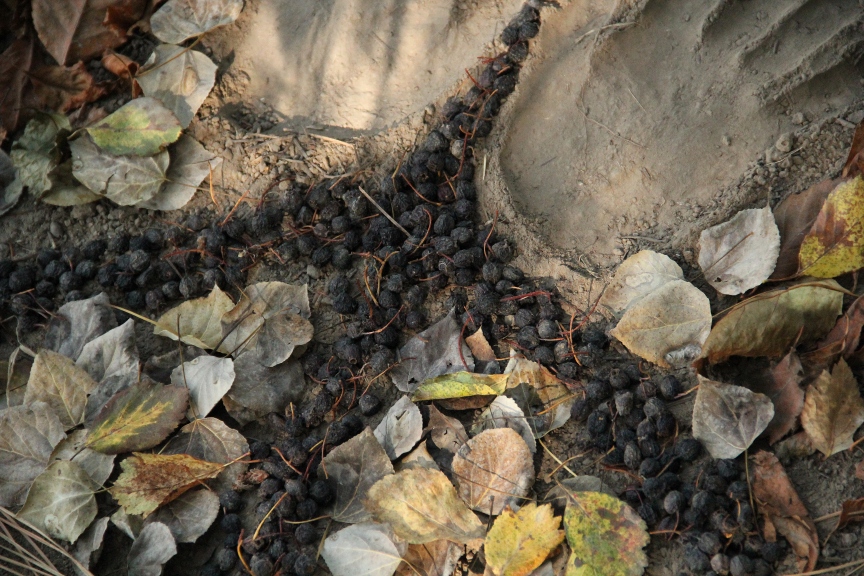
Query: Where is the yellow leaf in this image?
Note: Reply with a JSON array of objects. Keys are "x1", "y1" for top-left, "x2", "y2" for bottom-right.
[
  {"x1": 153, "y1": 285, "x2": 234, "y2": 351},
  {"x1": 799, "y1": 176, "x2": 864, "y2": 278},
  {"x1": 411, "y1": 372, "x2": 508, "y2": 402},
  {"x1": 109, "y1": 453, "x2": 223, "y2": 517},
  {"x1": 800, "y1": 359, "x2": 864, "y2": 457},
  {"x1": 485, "y1": 503, "x2": 564, "y2": 576}
]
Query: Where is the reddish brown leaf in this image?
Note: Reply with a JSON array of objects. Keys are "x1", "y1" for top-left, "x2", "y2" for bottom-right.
[
  {"x1": 0, "y1": 37, "x2": 34, "y2": 140},
  {"x1": 24, "y1": 62, "x2": 104, "y2": 115},
  {"x1": 806, "y1": 295, "x2": 864, "y2": 367},
  {"x1": 101, "y1": 51, "x2": 141, "y2": 96},
  {"x1": 749, "y1": 352, "x2": 805, "y2": 444},
  {"x1": 772, "y1": 179, "x2": 840, "y2": 279},
  {"x1": 844, "y1": 120, "x2": 864, "y2": 178},
  {"x1": 751, "y1": 451, "x2": 819, "y2": 572},
  {"x1": 837, "y1": 498, "x2": 864, "y2": 530}
]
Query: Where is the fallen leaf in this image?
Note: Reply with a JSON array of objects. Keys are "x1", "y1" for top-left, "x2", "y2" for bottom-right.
[
  {"x1": 76, "y1": 319, "x2": 139, "y2": 388},
  {"x1": 774, "y1": 431, "x2": 816, "y2": 461},
  {"x1": 391, "y1": 311, "x2": 474, "y2": 393},
  {"x1": 772, "y1": 179, "x2": 839, "y2": 279},
  {"x1": 162, "y1": 417, "x2": 248, "y2": 492},
  {"x1": 395, "y1": 540, "x2": 462, "y2": 576},
  {"x1": 751, "y1": 451, "x2": 818, "y2": 572},
  {"x1": 73, "y1": 516, "x2": 109, "y2": 571},
  {"x1": 319, "y1": 427, "x2": 394, "y2": 524},
  {"x1": 9, "y1": 112, "x2": 70, "y2": 197},
  {"x1": 144, "y1": 488, "x2": 219, "y2": 543},
  {"x1": 137, "y1": 45, "x2": 217, "y2": 128},
  {"x1": 610, "y1": 280, "x2": 711, "y2": 368},
  {"x1": 543, "y1": 476, "x2": 617, "y2": 507},
  {"x1": 18, "y1": 460, "x2": 98, "y2": 543},
  {"x1": 110, "y1": 452, "x2": 223, "y2": 517},
  {"x1": 24, "y1": 349, "x2": 99, "y2": 430},
  {"x1": 465, "y1": 329, "x2": 496, "y2": 363},
  {"x1": 836, "y1": 498, "x2": 864, "y2": 531},
  {"x1": 32, "y1": 0, "x2": 146, "y2": 65},
  {"x1": 0, "y1": 38, "x2": 34, "y2": 138},
  {"x1": 365, "y1": 467, "x2": 484, "y2": 544},
  {"x1": 452, "y1": 428, "x2": 534, "y2": 515},
  {"x1": 322, "y1": 522, "x2": 407, "y2": 576},
  {"x1": 600, "y1": 250, "x2": 684, "y2": 315},
  {"x1": 503, "y1": 355, "x2": 574, "y2": 438},
  {"x1": 87, "y1": 96, "x2": 181, "y2": 156},
  {"x1": 698, "y1": 206, "x2": 780, "y2": 295},
  {"x1": 857, "y1": 461, "x2": 864, "y2": 481},
  {"x1": 0, "y1": 402, "x2": 66, "y2": 508},
  {"x1": 39, "y1": 161, "x2": 102, "y2": 206},
  {"x1": 151, "y1": 0, "x2": 244, "y2": 43},
  {"x1": 51, "y1": 429, "x2": 115, "y2": 486},
  {"x1": 2, "y1": 347, "x2": 32, "y2": 409},
  {"x1": 701, "y1": 280, "x2": 843, "y2": 364},
  {"x1": 86, "y1": 379, "x2": 188, "y2": 454},
  {"x1": 799, "y1": 176, "x2": 864, "y2": 278},
  {"x1": 424, "y1": 404, "x2": 468, "y2": 454},
  {"x1": 224, "y1": 352, "x2": 305, "y2": 425},
  {"x1": 563, "y1": 492, "x2": 649, "y2": 576},
  {"x1": 485, "y1": 503, "x2": 564, "y2": 576},
  {"x1": 397, "y1": 443, "x2": 439, "y2": 472},
  {"x1": 71, "y1": 133, "x2": 170, "y2": 205},
  {"x1": 800, "y1": 359, "x2": 864, "y2": 457},
  {"x1": 374, "y1": 395, "x2": 423, "y2": 460},
  {"x1": 154, "y1": 284, "x2": 234, "y2": 351},
  {"x1": 24, "y1": 60, "x2": 103, "y2": 116},
  {"x1": 102, "y1": 51, "x2": 142, "y2": 95},
  {"x1": 137, "y1": 135, "x2": 222, "y2": 210},
  {"x1": 171, "y1": 355, "x2": 234, "y2": 419},
  {"x1": 748, "y1": 352, "x2": 805, "y2": 444},
  {"x1": 806, "y1": 294, "x2": 864, "y2": 367},
  {"x1": 471, "y1": 396, "x2": 536, "y2": 454},
  {"x1": 691, "y1": 377, "x2": 774, "y2": 459},
  {"x1": 44, "y1": 292, "x2": 116, "y2": 362},
  {"x1": 0, "y1": 149, "x2": 23, "y2": 216},
  {"x1": 128, "y1": 522, "x2": 177, "y2": 576},
  {"x1": 112, "y1": 507, "x2": 144, "y2": 539},
  {"x1": 412, "y1": 372, "x2": 507, "y2": 402}
]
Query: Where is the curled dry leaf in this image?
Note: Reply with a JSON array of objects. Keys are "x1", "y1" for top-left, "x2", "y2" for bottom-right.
[
  {"x1": 144, "y1": 488, "x2": 220, "y2": 543},
  {"x1": 452, "y1": 428, "x2": 534, "y2": 515},
  {"x1": 137, "y1": 135, "x2": 222, "y2": 210},
  {"x1": 0, "y1": 402, "x2": 66, "y2": 508},
  {"x1": 412, "y1": 371, "x2": 506, "y2": 402},
  {"x1": 154, "y1": 284, "x2": 234, "y2": 351},
  {"x1": 137, "y1": 45, "x2": 217, "y2": 128},
  {"x1": 751, "y1": 451, "x2": 818, "y2": 572},
  {"x1": 484, "y1": 503, "x2": 564, "y2": 576},
  {"x1": 691, "y1": 377, "x2": 774, "y2": 459},
  {"x1": 397, "y1": 443, "x2": 439, "y2": 472},
  {"x1": 465, "y1": 328, "x2": 496, "y2": 363},
  {"x1": 24, "y1": 349, "x2": 99, "y2": 430},
  {"x1": 364, "y1": 467, "x2": 484, "y2": 544},
  {"x1": 503, "y1": 354, "x2": 574, "y2": 438},
  {"x1": 319, "y1": 427, "x2": 394, "y2": 524},
  {"x1": 835, "y1": 498, "x2": 864, "y2": 532},
  {"x1": 374, "y1": 395, "x2": 423, "y2": 460},
  {"x1": 73, "y1": 516, "x2": 109, "y2": 571},
  {"x1": 610, "y1": 280, "x2": 711, "y2": 368},
  {"x1": 806, "y1": 294, "x2": 864, "y2": 367},
  {"x1": 600, "y1": 250, "x2": 684, "y2": 315},
  {"x1": 170, "y1": 354, "x2": 235, "y2": 419},
  {"x1": 44, "y1": 292, "x2": 116, "y2": 362},
  {"x1": 698, "y1": 206, "x2": 780, "y2": 295},
  {"x1": 128, "y1": 522, "x2": 177, "y2": 576},
  {"x1": 110, "y1": 453, "x2": 223, "y2": 517},
  {"x1": 51, "y1": 429, "x2": 115, "y2": 486},
  {"x1": 18, "y1": 460, "x2": 98, "y2": 544},
  {"x1": 563, "y1": 491, "x2": 649, "y2": 576},
  {"x1": 701, "y1": 280, "x2": 843, "y2": 364},
  {"x1": 425, "y1": 404, "x2": 468, "y2": 454},
  {"x1": 395, "y1": 539, "x2": 462, "y2": 576},
  {"x1": 800, "y1": 358, "x2": 864, "y2": 457},
  {"x1": 471, "y1": 396, "x2": 535, "y2": 454},
  {"x1": 151, "y1": 0, "x2": 244, "y2": 43},
  {"x1": 322, "y1": 522, "x2": 407, "y2": 576},
  {"x1": 87, "y1": 97, "x2": 181, "y2": 156},
  {"x1": 772, "y1": 179, "x2": 839, "y2": 279},
  {"x1": 391, "y1": 311, "x2": 474, "y2": 393},
  {"x1": 749, "y1": 352, "x2": 806, "y2": 445},
  {"x1": 799, "y1": 175, "x2": 864, "y2": 278},
  {"x1": 86, "y1": 379, "x2": 189, "y2": 454},
  {"x1": 162, "y1": 417, "x2": 248, "y2": 492}
]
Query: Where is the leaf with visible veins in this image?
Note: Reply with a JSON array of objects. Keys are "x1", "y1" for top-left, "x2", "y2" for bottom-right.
[{"x1": 801, "y1": 359, "x2": 864, "y2": 457}]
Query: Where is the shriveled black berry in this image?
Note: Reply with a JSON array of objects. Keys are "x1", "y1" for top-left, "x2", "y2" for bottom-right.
[
  {"x1": 658, "y1": 375, "x2": 681, "y2": 400},
  {"x1": 502, "y1": 265, "x2": 524, "y2": 282},
  {"x1": 636, "y1": 419, "x2": 657, "y2": 441},
  {"x1": 296, "y1": 499, "x2": 318, "y2": 520},
  {"x1": 161, "y1": 281, "x2": 181, "y2": 300},
  {"x1": 701, "y1": 475, "x2": 727, "y2": 496},
  {"x1": 683, "y1": 508, "x2": 705, "y2": 528},
  {"x1": 59, "y1": 271, "x2": 83, "y2": 292},
  {"x1": 203, "y1": 268, "x2": 225, "y2": 290},
  {"x1": 639, "y1": 438, "x2": 661, "y2": 459},
  {"x1": 674, "y1": 438, "x2": 702, "y2": 461},
  {"x1": 43, "y1": 259, "x2": 66, "y2": 280},
  {"x1": 711, "y1": 554, "x2": 730, "y2": 575},
  {"x1": 623, "y1": 443, "x2": 641, "y2": 470},
  {"x1": 570, "y1": 398, "x2": 591, "y2": 422},
  {"x1": 219, "y1": 490, "x2": 242, "y2": 513},
  {"x1": 536, "y1": 319, "x2": 557, "y2": 340},
  {"x1": 716, "y1": 458, "x2": 741, "y2": 480},
  {"x1": 698, "y1": 532, "x2": 722, "y2": 556},
  {"x1": 730, "y1": 555, "x2": 753, "y2": 576},
  {"x1": 615, "y1": 428, "x2": 637, "y2": 450},
  {"x1": 259, "y1": 478, "x2": 281, "y2": 499},
  {"x1": 128, "y1": 250, "x2": 150, "y2": 274},
  {"x1": 584, "y1": 379, "x2": 611, "y2": 404},
  {"x1": 34, "y1": 280, "x2": 55, "y2": 298},
  {"x1": 368, "y1": 349, "x2": 394, "y2": 374},
  {"x1": 643, "y1": 397, "x2": 667, "y2": 421},
  {"x1": 145, "y1": 289, "x2": 164, "y2": 311},
  {"x1": 513, "y1": 308, "x2": 534, "y2": 328},
  {"x1": 179, "y1": 275, "x2": 201, "y2": 298},
  {"x1": 639, "y1": 457, "x2": 662, "y2": 478},
  {"x1": 760, "y1": 542, "x2": 782, "y2": 563},
  {"x1": 516, "y1": 326, "x2": 540, "y2": 349},
  {"x1": 507, "y1": 41, "x2": 529, "y2": 63},
  {"x1": 216, "y1": 548, "x2": 238, "y2": 571},
  {"x1": 726, "y1": 480, "x2": 748, "y2": 502},
  {"x1": 635, "y1": 380, "x2": 658, "y2": 402},
  {"x1": 294, "y1": 554, "x2": 317, "y2": 576},
  {"x1": 642, "y1": 472, "x2": 679, "y2": 499},
  {"x1": 663, "y1": 490, "x2": 685, "y2": 515},
  {"x1": 308, "y1": 479, "x2": 333, "y2": 505},
  {"x1": 656, "y1": 412, "x2": 676, "y2": 438},
  {"x1": 284, "y1": 478, "x2": 308, "y2": 501},
  {"x1": 405, "y1": 310, "x2": 425, "y2": 330},
  {"x1": 613, "y1": 392, "x2": 633, "y2": 417},
  {"x1": 603, "y1": 447, "x2": 624, "y2": 466},
  {"x1": 684, "y1": 544, "x2": 711, "y2": 572},
  {"x1": 36, "y1": 249, "x2": 60, "y2": 268},
  {"x1": 737, "y1": 502, "x2": 755, "y2": 529},
  {"x1": 96, "y1": 263, "x2": 117, "y2": 287},
  {"x1": 691, "y1": 491, "x2": 715, "y2": 516},
  {"x1": 586, "y1": 411, "x2": 609, "y2": 435},
  {"x1": 136, "y1": 266, "x2": 159, "y2": 289},
  {"x1": 638, "y1": 502, "x2": 658, "y2": 525},
  {"x1": 250, "y1": 554, "x2": 274, "y2": 576},
  {"x1": 220, "y1": 513, "x2": 242, "y2": 533},
  {"x1": 8, "y1": 267, "x2": 36, "y2": 292},
  {"x1": 533, "y1": 345, "x2": 554, "y2": 365}
]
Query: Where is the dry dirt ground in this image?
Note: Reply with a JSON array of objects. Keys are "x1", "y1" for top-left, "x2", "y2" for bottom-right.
[{"x1": 3, "y1": 0, "x2": 864, "y2": 574}]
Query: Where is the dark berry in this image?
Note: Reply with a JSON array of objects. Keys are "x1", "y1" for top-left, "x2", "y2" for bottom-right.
[
  {"x1": 614, "y1": 391, "x2": 634, "y2": 416},
  {"x1": 609, "y1": 369, "x2": 631, "y2": 390},
  {"x1": 216, "y1": 548, "x2": 237, "y2": 571},
  {"x1": 674, "y1": 438, "x2": 701, "y2": 461},
  {"x1": 108, "y1": 234, "x2": 130, "y2": 253},
  {"x1": 219, "y1": 491, "x2": 242, "y2": 513},
  {"x1": 716, "y1": 458, "x2": 741, "y2": 480},
  {"x1": 58, "y1": 271, "x2": 83, "y2": 292},
  {"x1": 296, "y1": 499, "x2": 318, "y2": 520},
  {"x1": 220, "y1": 513, "x2": 242, "y2": 533},
  {"x1": 684, "y1": 544, "x2": 711, "y2": 572},
  {"x1": 586, "y1": 411, "x2": 609, "y2": 435},
  {"x1": 145, "y1": 289, "x2": 164, "y2": 311},
  {"x1": 730, "y1": 555, "x2": 753, "y2": 576},
  {"x1": 663, "y1": 491, "x2": 685, "y2": 515},
  {"x1": 570, "y1": 398, "x2": 591, "y2": 421},
  {"x1": 43, "y1": 259, "x2": 66, "y2": 280},
  {"x1": 586, "y1": 379, "x2": 612, "y2": 403},
  {"x1": 637, "y1": 502, "x2": 658, "y2": 525},
  {"x1": 623, "y1": 443, "x2": 641, "y2": 470},
  {"x1": 656, "y1": 412, "x2": 677, "y2": 438},
  {"x1": 658, "y1": 375, "x2": 681, "y2": 400},
  {"x1": 698, "y1": 532, "x2": 722, "y2": 555},
  {"x1": 308, "y1": 479, "x2": 333, "y2": 505},
  {"x1": 639, "y1": 457, "x2": 662, "y2": 478},
  {"x1": 35, "y1": 280, "x2": 55, "y2": 298},
  {"x1": 359, "y1": 393, "x2": 382, "y2": 416},
  {"x1": 294, "y1": 523, "x2": 318, "y2": 545},
  {"x1": 250, "y1": 554, "x2": 274, "y2": 576},
  {"x1": 294, "y1": 554, "x2": 317, "y2": 576},
  {"x1": 129, "y1": 250, "x2": 150, "y2": 273}
]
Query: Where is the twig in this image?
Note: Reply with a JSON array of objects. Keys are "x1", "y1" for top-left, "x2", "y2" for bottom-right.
[{"x1": 358, "y1": 186, "x2": 410, "y2": 236}]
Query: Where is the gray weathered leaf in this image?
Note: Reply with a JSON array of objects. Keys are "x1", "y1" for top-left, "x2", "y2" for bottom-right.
[
  {"x1": 374, "y1": 396, "x2": 422, "y2": 461},
  {"x1": 0, "y1": 402, "x2": 66, "y2": 508},
  {"x1": 39, "y1": 160, "x2": 102, "y2": 206},
  {"x1": 45, "y1": 292, "x2": 116, "y2": 361},
  {"x1": 322, "y1": 522, "x2": 407, "y2": 576},
  {"x1": 319, "y1": 427, "x2": 394, "y2": 524},
  {"x1": 390, "y1": 311, "x2": 473, "y2": 393},
  {"x1": 171, "y1": 355, "x2": 234, "y2": 419},
  {"x1": 138, "y1": 135, "x2": 221, "y2": 210},
  {"x1": 162, "y1": 417, "x2": 248, "y2": 492},
  {"x1": 111, "y1": 507, "x2": 144, "y2": 540},
  {"x1": 76, "y1": 319, "x2": 139, "y2": 387},
  {"x1": 128, "y1": 522, "x2": 177, "y2": 576},
  {"x1": 692, "y1": 377, "x2": 774, "y2": 459},
  {"x1": 224, "y1": 351, "x2": 305, "y2": 425},
  {"x1": 144, "y1": 489, "x2": 219, "y2": 543},
  {"x1": 73, "y1": 516, "x2": 109, "y2": 571},
  {"x1": 698, "y1": 206, "x2": 780, "y2": 295},
  {"x1": 137, "y1": 46, "x2": 217, "y2": 128},
  {"x1": 0, "y1": 149, "x2": 23, "y2": 217},
  {"x1": 151, "y1": 0, "x2": 244, "y2": 43},
  {"x1": 24, "y1": 349, "x2": 99, "y2": 429},
  {"x1": 600, "y1": 250, "x2": 684, "y2": 314},
  {"x1": 50, "y1": 429, "x2": 115, "y2": 487},
  {"x1": 471, "y1": 395, "x2": 536, "y2": 453},
  {"x1": 18, "y1": 460, "x2": 98, "y2": 544}
]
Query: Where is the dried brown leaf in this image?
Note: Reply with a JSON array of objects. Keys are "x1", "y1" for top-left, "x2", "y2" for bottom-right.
[
  {"x1": 806, "y1": 294, "x2": 864, "y2": 367},
  {"x1": 424, "y1": 404, "x2": 468, "y2": 454},
  {"x1": 748, "y1": 352, "x2": 805, "y2": 444},
  {"x1": 772, "y1": 180, "x2": 839, "y2": 279},
  {"x1": 24, "y1": 349, "x2": 99, "y2": 430},
  {"x1": 395, "y1": 540, "x2": 462, "y2": 576},
  {"x1": 465, "y1": 329, "x2": 496, "y2": 363},
  {"x1": 162, "y1": 417, "x2": 248, "y2": 493},
  {"x1": 800, "y1": 359, "x2": 864, "y2": 457},
  {"x1": 836, "y1": 498, "x2": 864, "y2": 531}
]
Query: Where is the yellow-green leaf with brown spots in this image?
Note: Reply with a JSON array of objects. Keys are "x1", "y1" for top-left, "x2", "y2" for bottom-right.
[
  {"x1": 86, "y1": 379, "x2": 188, "y2": 454},
  {"x1": 411, "y1": 372, "x2": 508, "y2": 402},
  {"x1": 485, "y1": 503, "x2": 564, "y2": 576},
  {"x1": 799, "y1": 176, "x2": 864, "y2": 278},
  {"x1": 87, "y1": 97, "x2": 181, "y2": 156},
  {"x1": 563, "y1": 491, "x2": 649, "y2": 576}
]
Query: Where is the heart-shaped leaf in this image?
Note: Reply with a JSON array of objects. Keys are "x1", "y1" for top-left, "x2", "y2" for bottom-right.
[
  {"x1": 18, "y1": 460, "x2": 98, "y2": 543},
  {"x1": 87, "y1": 97, "x2": 181, "y2": 156},
  {"x1": 485, "y1": 503, "x2": 563, "y2": 576},
  {"x1": 691, "y1": 377, "x2": 774, "y2": 459}
]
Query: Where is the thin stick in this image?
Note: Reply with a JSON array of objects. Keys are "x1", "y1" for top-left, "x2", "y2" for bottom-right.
[{"x1": 358, "y1": 186, "x2": 410, "y2": 236}]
